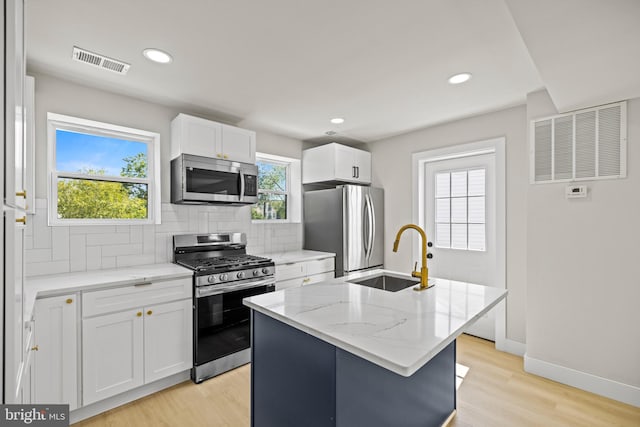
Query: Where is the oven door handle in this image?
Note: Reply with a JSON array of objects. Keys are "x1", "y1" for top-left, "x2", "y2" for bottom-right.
[{"x1": 196, "y1": 277, "x2": 275, "y2": 298}]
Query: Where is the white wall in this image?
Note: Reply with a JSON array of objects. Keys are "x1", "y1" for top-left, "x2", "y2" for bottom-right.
[
  {"x1": 368, "y1": 105, "x2": 528, "y2": 344},
  {"x1": 24, "y1": 72, "x2": 303, "y2": 276},
  {"x1": 525, "y1": 90, "x2": 640, "y2": 392}
]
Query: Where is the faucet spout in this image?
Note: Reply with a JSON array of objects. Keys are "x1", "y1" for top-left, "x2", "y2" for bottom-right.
[{"x1": 392, "y1": 224, "x2": 431, "y2": 291}]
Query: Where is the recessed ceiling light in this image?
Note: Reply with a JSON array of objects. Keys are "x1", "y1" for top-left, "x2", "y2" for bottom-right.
[
  {"x1": 448, "y1": 73, "x2": 472, "y2": 85},
  {"x1": 330, "y1": 117, "x2": 345, "y2": 124},
  {"x1": 142, "y1": 48, "x2": 173, "y2": 64}
]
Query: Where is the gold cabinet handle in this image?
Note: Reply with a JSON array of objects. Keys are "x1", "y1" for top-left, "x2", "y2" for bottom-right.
[
  {"x1": 216, "y1": 153, "x2": 222, "y2": 158},
  {"x1": 223, "y1": 154, "x2": 228, "y2": 159},
  {"x1": 16, "y1": 190, "x2": 27, "y2": 198},
  {"x1": 31, "y1": 345, "x2": 39, "y2": 351},
  {"x1": 66, "y1": 298, "x2": 73, "y2": 304},
  {"x1": 16, "y1": 216, "x2": 26, "y2": 224},
  {"x1": 136, "y1": 312, "x2": 143, "y2": 317},
  {"x1": 147, "y1": 310, "x2": 153, "y2": 316},
  {"x1": 302, "y1": 278, "x2": 311, "y2": 284}
]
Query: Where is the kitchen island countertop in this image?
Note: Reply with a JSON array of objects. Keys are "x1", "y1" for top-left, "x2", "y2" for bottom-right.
[{"x1": 244, "y1": 269, "x2": 507, "y2": 377}]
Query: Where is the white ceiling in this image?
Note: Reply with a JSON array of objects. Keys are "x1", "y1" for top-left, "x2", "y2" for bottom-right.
[{"x1": 25, "y1": 0, "x2": 639, "y2": 143}]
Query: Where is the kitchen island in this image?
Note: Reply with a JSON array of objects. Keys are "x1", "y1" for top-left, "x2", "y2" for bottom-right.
[{"x1": 243, "y1": 271, "x2": 507, "y2": 427}]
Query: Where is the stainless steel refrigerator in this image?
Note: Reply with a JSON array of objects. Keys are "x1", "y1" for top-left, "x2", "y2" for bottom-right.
[{"x1": 304, "y1": 185, "x2": 384, "y2": 277}]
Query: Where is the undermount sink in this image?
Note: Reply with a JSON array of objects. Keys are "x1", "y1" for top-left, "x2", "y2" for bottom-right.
[{"x1": 348, "y1": 272, "x2": 420, "y2": 292}]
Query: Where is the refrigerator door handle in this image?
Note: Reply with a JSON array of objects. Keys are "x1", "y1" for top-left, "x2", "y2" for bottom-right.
[
  {"x1": 368, "y1": 194, "x2": 376, "y2": 261},
  {"x1": 363, "y1": 196, "x2": 370, "y2": 258},
  {"x1": 365, "y1": 194, "x2": 375, "y2": 261}
]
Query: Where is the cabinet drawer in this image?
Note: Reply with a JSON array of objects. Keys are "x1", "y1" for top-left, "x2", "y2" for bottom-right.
[
  {"x1": 275, "y1": 262, "x2": 305, "y2": 282},
  {"x1": 306, "y1": 258, "x2": 335, "y2": 276},
  {"x1": 305, "y1": 272, "x2": 335, "y2": 285},
  {"x1": 83, "y1": 278, "x2": 192, "y2": 317}
]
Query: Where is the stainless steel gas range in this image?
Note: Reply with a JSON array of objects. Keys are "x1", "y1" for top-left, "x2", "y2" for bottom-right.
[{"x1": 173, "y1": 233, "x2": 275, "y2": 383}]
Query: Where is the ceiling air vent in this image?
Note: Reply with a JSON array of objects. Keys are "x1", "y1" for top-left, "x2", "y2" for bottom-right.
[
  {"x1": 530, "y1": 101, "x2": 627, "y2": 183},
  {"x1": 72, "y1": 46, "x2": 130, "y2": 75}
]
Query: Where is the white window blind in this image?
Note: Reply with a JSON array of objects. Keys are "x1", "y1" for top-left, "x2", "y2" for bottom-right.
[
  {"x1": 435, "y1": 168, "x2": 486, "y2": 251},
  {"x1": 531, "y1": 101, "x2": 626, "y2": 183}
]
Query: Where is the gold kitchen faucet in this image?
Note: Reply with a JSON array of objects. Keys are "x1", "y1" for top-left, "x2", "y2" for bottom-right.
[{"x1": 392, "y1": 224, "x2": 433, "y2": 291}]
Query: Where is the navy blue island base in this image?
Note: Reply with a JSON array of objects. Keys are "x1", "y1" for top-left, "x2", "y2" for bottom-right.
[{"x1": 250, "y1": 310, "x2": 456, "y2": 427}]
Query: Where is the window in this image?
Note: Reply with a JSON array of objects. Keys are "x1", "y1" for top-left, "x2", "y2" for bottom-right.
[
  {"x1": 47, "y1": 113, "x2": 161, "y2": 225},
  {"x1": 435, "y1": 168, "x2": 485, "y2": 251},
  {"x1": 251, "y1": 153, "x2": 301, "y2": 222}
]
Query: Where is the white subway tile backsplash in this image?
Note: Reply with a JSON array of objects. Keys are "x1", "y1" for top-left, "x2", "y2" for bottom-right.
[
  {"x1": 25, "y1": 248, "x2": 52, "y2": 264},
  {"x1": 130, "y1": 226, "x2": 143, "y2": 244},
  {"x1": 86, "y1": 232, "x2": 130, "y2": 246},
  {"x1": 25, "y1": 199, "x2": 303, "y2": 277},
  {"x1": 86, "y1": 246, "x2": 102, "y2": 271},
  {"x1": 26, "y1": 260, "x2": 70, "y2": 277},
  {"x1": 102, "y1": 256, "x2": 116, "y2": 269},
  {"x1": 69, "y1": 225, "x2": 117, "y2": 235},
  {"x1": 69, "y1": 235, "x2": 87, "y2": 272},
  {"x1": 51, "y1": 227, "x2": 70, "y2": 261}
]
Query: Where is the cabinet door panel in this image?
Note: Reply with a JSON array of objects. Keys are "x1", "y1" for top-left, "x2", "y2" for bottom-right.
[
  {"x1": 34, "y1": 294, "x2": 78, "y2": 409},
  {"x1": 144, "y1": 299, "x2": 193, "y2": 383},
  {"x1": 352, "y1": 149, "x2": 372, "y2": 183},
  {"x1": 221, "y1": 124, "x2": 255, "y2": 163},
  {"x1": 82, "y1": 309, "x2": 144, "y2": 405},
  {"x1": 334, "y1": 144, "x2": 356, "y2": 181},
  {"x1": 4, "y1": 208, "x2": 25, "y2": 403}
]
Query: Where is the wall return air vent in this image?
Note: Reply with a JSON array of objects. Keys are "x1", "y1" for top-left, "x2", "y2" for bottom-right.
[
  {"x1": 72, "y1": 46, "x2": 130, "y2": 75},
  {"x1": 531, "y1": 101, "x2": 627, "y2": 183}
]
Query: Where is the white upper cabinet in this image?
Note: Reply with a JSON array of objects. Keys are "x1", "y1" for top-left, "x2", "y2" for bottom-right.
[
  {"x1": 171, "y1": 113, "x2": 256, "y2": 164},
  {"x1": 303, "y1": 142, "x2": 372, "y2": 185}
]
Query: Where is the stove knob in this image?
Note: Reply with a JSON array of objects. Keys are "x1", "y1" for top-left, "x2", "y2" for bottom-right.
[
  {"x1": 262, "y1": 268, "x2": 269, "y2": 274},
  {"x1": 236, "y1": 271, "x2": 245, "y2": 279},
  {"x1": 208, "y1": 276, "x2": 216, "y2": 283},
  {"x1": 253, "y1": 270, "x2": 260, "y2": 277},
  {"x1": 220, "y1": 273, "x2": 228, "y2": 281}
]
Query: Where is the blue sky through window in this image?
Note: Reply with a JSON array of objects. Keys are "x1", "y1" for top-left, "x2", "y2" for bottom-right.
[{"x1": 56, "y1": 129, "x2": 147, "y2": 177}]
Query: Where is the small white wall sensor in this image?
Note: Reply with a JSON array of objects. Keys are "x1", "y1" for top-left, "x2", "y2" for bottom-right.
[{"x1": 566, "y1": 185, "x2": 587, "y2": 199}]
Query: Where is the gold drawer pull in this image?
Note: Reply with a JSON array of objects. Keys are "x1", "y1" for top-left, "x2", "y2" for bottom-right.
[
  {"x1": 302, "y1": 278, "x2": 311, "y2": 284},
  {"x1": 66, "y1": 298, "x2": 73, "y2": 304},
  {"x1": 16, "y1": 190, "x2": 27, "y2": 198},
  {"x1": 147, "y1": 310, "x2": 153, "y2": 316},
  {"x1": 31, "y1": 345, "x2": 39, "y2": 351},
  {"x1": 16, "y1": 216, "x2": 26, "y2": 224},
  {"x1": 137, "y1": 312, "x2": 143, "y2": 317}
]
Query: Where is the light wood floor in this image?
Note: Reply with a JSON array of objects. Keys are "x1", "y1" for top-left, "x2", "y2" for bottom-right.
[{"x1": 75, "y1": 334, "x2": 640, "y2": 427}]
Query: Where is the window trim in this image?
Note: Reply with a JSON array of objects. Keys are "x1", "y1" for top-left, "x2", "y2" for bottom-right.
[
  {"x1": 252, "y1": 152, "x2": 301, "y2": 224},
  {"x1": 47, "y1": 112, "x2": 161, "y2": 226}
]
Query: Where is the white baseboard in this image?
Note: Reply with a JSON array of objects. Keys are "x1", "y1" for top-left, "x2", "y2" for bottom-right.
[
  {"x1": 70, "y1": 370, "x2": 190, "y2": 424},
  {"x1": 496, "y1": 338, "x2": 526, "y2": 356},
  {"x1": 524, "y1": 355, "x2": 640, "y2": 407}
]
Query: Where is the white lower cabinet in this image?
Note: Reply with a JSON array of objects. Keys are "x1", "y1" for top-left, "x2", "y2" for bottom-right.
[
  {"x1": 82, "y1": 308, "x2": 144, "y2": 405},
  {"x1": 82, "y1": 298, "x2": 192, "y2": 405},
  {"x1": 33, "y1": 294, "x2": 79, "y2": 409},
  {"x1": 275, "y1": 257, "x2": 335, "y2": 291},
  {"x1": 144, "y1": 299, "x2": 193, "y2": 383}
]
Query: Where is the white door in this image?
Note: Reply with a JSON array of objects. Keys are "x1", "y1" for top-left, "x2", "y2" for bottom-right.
[
  {"x1": 82, "y1": 309, "x2": 144, "y2": 405},
  {"x1": 34, "y1": 294, "x2": 78, "y2": 409},
  {"x1": 425, "y1": 153, "x2": 497, "y2": 340},
  {"x1": 144, "y1": 299, "x2": 193, "y2": 383}
]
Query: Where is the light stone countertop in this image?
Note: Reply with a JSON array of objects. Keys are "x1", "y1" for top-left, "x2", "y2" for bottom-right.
[
  {"x1": 24, "y1": 263, "x2": 192, "y2": 322},
  {"x1": 244, "y1": 269, "x2": 507, "y2": 377},
  {"x1": 257, "y1": 249, "x2": 335, "y2": 265}
]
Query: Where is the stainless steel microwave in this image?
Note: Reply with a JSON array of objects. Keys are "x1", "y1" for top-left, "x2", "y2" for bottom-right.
[{"x1": 171, "y1": 154, "x2": 258, "y2": 205}]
